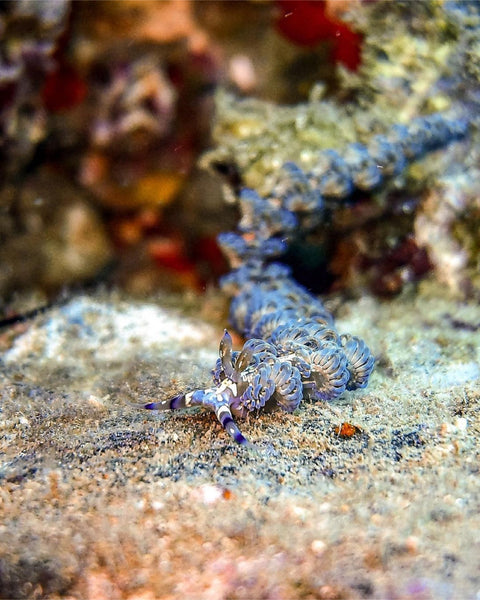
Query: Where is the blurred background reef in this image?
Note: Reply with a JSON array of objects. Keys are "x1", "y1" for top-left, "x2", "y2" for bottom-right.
[{"x1": 1, "y1": 0, "x2": 479, "y2": 314}]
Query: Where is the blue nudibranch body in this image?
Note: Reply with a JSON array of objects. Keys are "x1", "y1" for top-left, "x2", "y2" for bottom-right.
[{"x1": 142, "y1": 110, "x2": 467, "y2": 444}]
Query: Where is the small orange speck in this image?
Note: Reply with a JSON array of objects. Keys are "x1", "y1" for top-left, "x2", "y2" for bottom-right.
[
  {"x1": 222, "y1": 489, "x2": 233, "y2": 500},
  {"x1": 334, "y1": 422, "x2": 360, "y2": 437}
]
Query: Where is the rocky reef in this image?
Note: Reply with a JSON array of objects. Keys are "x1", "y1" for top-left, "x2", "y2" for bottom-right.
[{"x1": 203, "y1": 0, "x2": 480, "y2": 297}]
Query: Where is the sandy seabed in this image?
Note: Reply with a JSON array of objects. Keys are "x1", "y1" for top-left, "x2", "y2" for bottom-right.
[{"x1": 0, "y1": 282, "x2": 479, "y2": 599}]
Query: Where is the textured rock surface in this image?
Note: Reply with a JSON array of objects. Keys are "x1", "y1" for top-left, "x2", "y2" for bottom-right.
[{"x1": 1, "y1": 285, "x2": 479, "y2": 599}]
